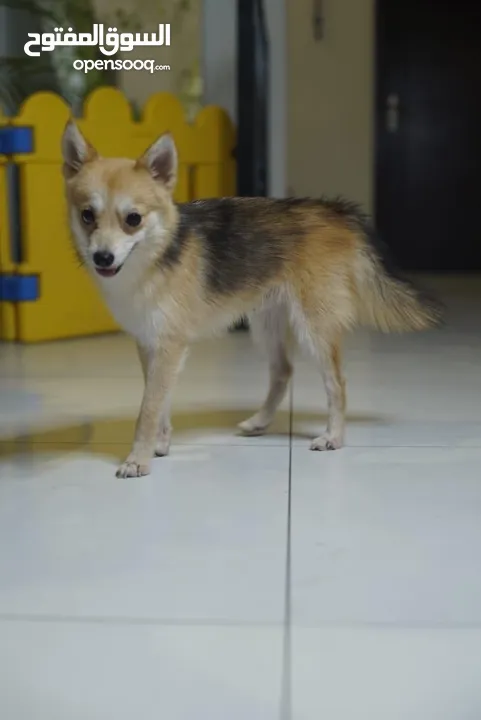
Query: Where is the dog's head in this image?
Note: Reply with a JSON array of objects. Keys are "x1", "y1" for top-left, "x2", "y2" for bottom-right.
[{"x1": 61, "y1": 120, "x2": 178, "y2": 278}]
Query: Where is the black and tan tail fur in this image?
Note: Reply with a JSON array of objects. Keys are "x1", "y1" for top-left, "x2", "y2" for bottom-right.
[
  {"x1": 328, "y1": 198, "x2": 444, "y2": 333},
  {"x1": 358, "y1": 252, "x2": 443, "y2": 333}
]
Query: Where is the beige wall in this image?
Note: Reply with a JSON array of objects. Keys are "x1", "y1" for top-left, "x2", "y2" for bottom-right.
[{"x1": 287, "y1": 0, "x2": 374, "y2": 211}]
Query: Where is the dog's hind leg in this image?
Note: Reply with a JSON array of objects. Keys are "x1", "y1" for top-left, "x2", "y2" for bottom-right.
[
  {"x1": 309, "y1": 334, "x2": 346, "y2": 450},
  {"x1": 294, "y1": 315, "x2": 346, "y2": 450},
  {"x1": 238, "y1": 305, "x2": 292, "y2": 436}
]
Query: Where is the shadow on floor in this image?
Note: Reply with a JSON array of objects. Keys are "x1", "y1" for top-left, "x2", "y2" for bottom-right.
[{"x1": 0, "y1": 407, "x2": 388, "y2": 466}]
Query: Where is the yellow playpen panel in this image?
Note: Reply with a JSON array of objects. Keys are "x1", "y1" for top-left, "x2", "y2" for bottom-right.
[
  {"x1": 0, "y1": 109, "x2": 17, "y2": 341},
  {"x1": 1, "y1": 88, "x2": 236, "y2": 343}
]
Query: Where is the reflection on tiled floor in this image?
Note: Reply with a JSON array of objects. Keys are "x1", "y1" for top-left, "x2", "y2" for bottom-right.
[{"x1": 1, "y1": 278, "x2": 481, "y2": 719}]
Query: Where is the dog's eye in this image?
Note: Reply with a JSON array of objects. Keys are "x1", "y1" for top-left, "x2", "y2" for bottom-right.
[
  {"x1": 81, "y1": 208, "x2": 95, "y2": 225},
  {"x1": 125, "y1": 212, "x2": 142, "y2": 228}
]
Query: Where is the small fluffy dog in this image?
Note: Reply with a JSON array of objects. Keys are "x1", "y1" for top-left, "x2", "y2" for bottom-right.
[{"x1": 61, "y1": 121, "x2": 443, "y2": 477}]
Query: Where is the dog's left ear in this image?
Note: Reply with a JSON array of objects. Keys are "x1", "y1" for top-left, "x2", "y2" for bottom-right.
[{"x1": 136, "y1": 132, "x2": 177, "y2": 192}]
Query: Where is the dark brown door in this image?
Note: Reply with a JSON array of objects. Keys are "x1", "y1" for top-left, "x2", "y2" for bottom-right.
[{"x1": 375, "y1": 0, "x2": 481, "y2": 272}]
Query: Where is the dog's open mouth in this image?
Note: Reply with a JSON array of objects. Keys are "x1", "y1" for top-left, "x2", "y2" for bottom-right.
[{"x1": 95, "y1": 265, "x2": 123, "y2": 278}]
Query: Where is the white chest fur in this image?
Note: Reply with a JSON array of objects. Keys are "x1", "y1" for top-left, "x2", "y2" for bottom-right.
[{"x1": 96, "y1": 274, "x2": 165, "y2": 348}]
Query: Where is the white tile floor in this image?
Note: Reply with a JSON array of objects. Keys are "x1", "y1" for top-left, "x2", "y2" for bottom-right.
[{"x1": 1, "y1": 277, "x2": 481, "y2": 719}]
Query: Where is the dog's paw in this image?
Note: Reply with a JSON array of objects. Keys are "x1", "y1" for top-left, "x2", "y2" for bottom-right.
[
  {"x1": 310, "y1": 434, "x2": 343, "y2": 452},
  {"x1": 238, "y1": 414, "x2": 269, "y2": 437},
  {"x1": 116, "y1": 459, "x2": 151, "y2": 478}
]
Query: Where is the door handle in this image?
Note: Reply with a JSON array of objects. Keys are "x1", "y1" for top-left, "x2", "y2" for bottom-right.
[{"x1": 386, "y1": 93, "x2": 400, "y2": 133}]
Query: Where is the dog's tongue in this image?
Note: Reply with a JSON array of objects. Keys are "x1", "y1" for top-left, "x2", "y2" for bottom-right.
[{"x1": 96, "y1": 268, "x2": 117, "y2": 277}]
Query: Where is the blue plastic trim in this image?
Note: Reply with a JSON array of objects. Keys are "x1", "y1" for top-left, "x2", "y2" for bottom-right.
[
  {"x1": 0, "y1": 127, "x2": 34, "y2": 155},
  {"x1": 0, "y1": 274, "x2": 39, "y2": 302}
]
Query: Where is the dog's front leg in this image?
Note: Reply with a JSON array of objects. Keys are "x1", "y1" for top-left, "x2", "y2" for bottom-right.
[
  {"x1": 117, "y1": 338, "x2": 186, "y2": 478},
  {"x1": 136, "y1": 343, "x2": 175, "y2": 457}
]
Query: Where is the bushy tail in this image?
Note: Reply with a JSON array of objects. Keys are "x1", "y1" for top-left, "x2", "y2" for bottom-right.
[
  {"x1": 320, "y1": 196, "x2": 445, "y2": 333},
  {"x1": 357, "y1": 250, "x2": 444, "y2": 332}
]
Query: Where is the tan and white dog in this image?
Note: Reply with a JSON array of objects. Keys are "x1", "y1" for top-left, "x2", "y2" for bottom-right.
[{"x1": 61, "y1": 121, "x2": 443, "y2": 477}]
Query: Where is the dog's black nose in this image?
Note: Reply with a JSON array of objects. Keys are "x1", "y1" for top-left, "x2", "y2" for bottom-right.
[{"x1": 93, "y1": 251, "x2": 115, "y2": 268}]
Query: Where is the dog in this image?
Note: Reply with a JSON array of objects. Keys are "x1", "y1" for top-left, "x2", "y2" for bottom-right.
[{"x1": 61, "y1": 120, "x2": 443, "y2": 477}]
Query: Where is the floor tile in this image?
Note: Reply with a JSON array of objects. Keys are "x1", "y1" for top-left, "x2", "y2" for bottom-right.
[
  {"x1": 291, "y1": 627, "x2": 481, "y2": 720},
  {"x1": 290, "y1": 446, "x2": 481, "y2": 626},
  {"x1": 0, "y1": 621, "x2": 283, "y2": 720},
  {"x1": 0, "y1": 445, "x2": 288, "y2": 623}
]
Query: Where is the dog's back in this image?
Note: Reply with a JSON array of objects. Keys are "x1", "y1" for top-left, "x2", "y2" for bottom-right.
[{"x1": 167, "y1": 196, "x2": 443, "y2": 339}]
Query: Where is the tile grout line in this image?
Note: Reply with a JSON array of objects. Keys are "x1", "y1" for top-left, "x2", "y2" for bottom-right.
[
  {"x1": 0, "y1": 614, "x2": 285, "y2": 628},
  {"x1": 279, "y1": 378, "x2": 294, "y2": 720},
  {"x1": 6, "y1": 440, "x2": 481, "y2": 450},
  {"x1": 3, "y1": 613, "x2": 481, "y2": 631}
]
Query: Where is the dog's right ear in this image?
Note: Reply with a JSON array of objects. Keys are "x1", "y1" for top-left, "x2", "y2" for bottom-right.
[{"x1": 61, "y1": 120, "x2": 98, "y2": 178}]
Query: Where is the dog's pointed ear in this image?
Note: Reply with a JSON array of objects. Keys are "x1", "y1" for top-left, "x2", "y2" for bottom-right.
[
  {"x1": 136, "y1": 132, "x2": 177, "y2": 192},
  {"x1": 61, "y1": 119, "x2": 98, "y2": 178}
]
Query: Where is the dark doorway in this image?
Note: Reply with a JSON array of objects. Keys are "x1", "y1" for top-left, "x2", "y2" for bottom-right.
[
  {"x1": 236, "y1": 0, "x2": 269, "y2": 197},
  {"x1": 375, "y1": 0, "x2": 481, "y2": 272}
]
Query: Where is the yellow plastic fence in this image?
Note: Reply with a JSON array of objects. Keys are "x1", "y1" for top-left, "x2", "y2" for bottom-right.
[
  {"x1": 1, "y1": 107, "x2": 18, "y2": 341},
  {"x1": 0, "y1": 88, "x2": 236, "y2": 343}
]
